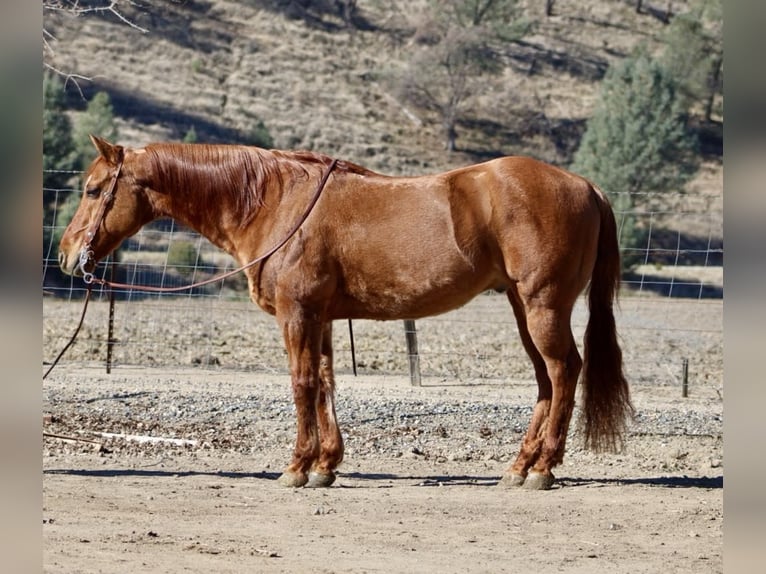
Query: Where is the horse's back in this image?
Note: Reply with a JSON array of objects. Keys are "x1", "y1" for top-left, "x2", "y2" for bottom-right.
[{"x1": 459, "y1": 156, "x2": 594, "y2": 206}]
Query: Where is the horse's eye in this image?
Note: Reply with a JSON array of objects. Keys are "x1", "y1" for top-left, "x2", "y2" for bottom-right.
[{"x1": 85, "y1": 186, "x2": 101, "y2": 198}]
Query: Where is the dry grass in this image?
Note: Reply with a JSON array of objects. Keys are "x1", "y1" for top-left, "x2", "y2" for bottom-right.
[{"x1": 45, "y1": 1, "x2": 716, "y2": 174}]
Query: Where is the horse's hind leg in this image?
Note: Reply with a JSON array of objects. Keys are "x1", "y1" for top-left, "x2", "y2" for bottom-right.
[
  {"x1": 524, "y1": 305, "x2": 581, "y2": 490},
  {"x1": 307, "y1": 322, "x2": 344, "y2": 487},
  {"x1": 501, "y1": 288, "x2": 582, "y2": 490},
  {"x1": 500, "y1": 287, "x2": 552, "y2": 487}
]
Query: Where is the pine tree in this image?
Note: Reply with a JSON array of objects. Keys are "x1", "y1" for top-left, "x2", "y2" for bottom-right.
[
  {"x1": 43, "y1": 72, "x2": 79, "y2": 262},
  {"x1": 570, "y1": 49, "x2": 698, "y2": 270},
  {"x1": 73, "y1": 91, "x2": 119, "y2": 170},
  {"x1": 660, "y1": 0, "x2": 722, "y2": 121},
  {"x1": 43, "y1": 72, "x2": 77, "y2": 191}
]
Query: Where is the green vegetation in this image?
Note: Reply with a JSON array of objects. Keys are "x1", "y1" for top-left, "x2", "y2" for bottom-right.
[
  {"x1": 43, "y1": 72, "x2": 77, "y2": 192},
  {"x1": 43, "y1": 72, "x2": 77, "y2": 260},
  {"x1": 72, "y1": 91, "x2": 119, "y2": 170},
  {"x1": 246, "y1": 119, "x2": 275, "y2": 149},
  {"x1": 570, "y1": 45, "x2": 704, "y2": 270},
  {"x1": 43, "y1": 74, "x2": 120, "y2": 265},
  {"x1": 571, "y1": 48, "x2": 698, "y2": 197},
  {"x1": 568, "y1": 0, "x2": 721, "y2": 271},
  {"x1": 183, "y1": 126, "x2": 198, "y2": 143},
  {"x1": 167, "y1": 241, "x2": 201, "y2": 275},
  {"x1": 430, "y1": 0, "x2": 532, "y2": 40},
  {"x1": 658, "y1": 0, "x2": 723, "y2": 121}
]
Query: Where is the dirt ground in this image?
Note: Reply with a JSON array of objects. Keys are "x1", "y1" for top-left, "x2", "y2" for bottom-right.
[{"x1": 43, "y1": 374, "x2": 722, "y2": 573}]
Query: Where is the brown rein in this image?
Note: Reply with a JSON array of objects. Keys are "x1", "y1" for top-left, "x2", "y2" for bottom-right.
[
  {"x1": 84, "y1": 158, "x2": 338, "y2": 292},
  {"x1": 43, "y1": 287, "x2": 93, "y2": 380},
  {"x1": 44, "y1": 158, "x2": 341, "y2": 380}
]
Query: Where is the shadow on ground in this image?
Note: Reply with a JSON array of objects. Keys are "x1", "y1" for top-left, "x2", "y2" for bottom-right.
[{"x1": 44, "y1": 468, "x2": 722, "y2": 490}]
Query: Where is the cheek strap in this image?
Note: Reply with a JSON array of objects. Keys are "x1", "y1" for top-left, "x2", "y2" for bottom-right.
[{"x1": 78, "y1": 159, "x2": 124, "y2": 280}]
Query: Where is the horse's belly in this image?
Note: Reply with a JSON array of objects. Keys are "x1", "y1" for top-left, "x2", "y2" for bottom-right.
[
  {"x1": 324, "y1": 192, "x2": 503, "y2": 320},
  {"x1": 333, "y1": 256, "x2": 502, "y2": 320}
]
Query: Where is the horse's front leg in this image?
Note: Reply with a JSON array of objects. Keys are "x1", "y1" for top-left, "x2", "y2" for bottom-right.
[
  {"x1": 307, "y1": 322, "x2": 344, "y2": 487},
  {"x1": 276, "y1": 309, "x2": 323, "y2": 488}
]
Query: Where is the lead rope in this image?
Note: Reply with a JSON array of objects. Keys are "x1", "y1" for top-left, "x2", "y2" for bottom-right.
[
  {"x1": 43, "y1": 159, "x2": 362, "y2": 377},
  {"x1": 43, "y1": 287, "x2": 93, "y2": 380}
]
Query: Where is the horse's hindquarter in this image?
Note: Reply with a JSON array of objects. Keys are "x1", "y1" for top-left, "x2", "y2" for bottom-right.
[{"x1": 485, "y1": 157, "x2": 601, "y2": 298}]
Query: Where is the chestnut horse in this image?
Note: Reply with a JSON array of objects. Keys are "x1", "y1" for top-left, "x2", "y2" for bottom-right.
[{"x1": 58, "y1": 135, "x2": 632, "y2": 490}]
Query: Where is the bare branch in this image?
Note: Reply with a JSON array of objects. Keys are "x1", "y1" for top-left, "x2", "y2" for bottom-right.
[
  {"x1": 43, "y1": 28, "x2": 56, "y2": 57},
  {"x1": 43, "y1": 62, "x2": 97, "y2": 99},
  {"x1": 105, "y1": 2, "x2": 149, "y2": 34},
  {"x1": 44, "y1": 1, "x2": 148, "y2": 87},
  {"x1": 44, "y1": 1, "x2": 149, "y2": 35}
]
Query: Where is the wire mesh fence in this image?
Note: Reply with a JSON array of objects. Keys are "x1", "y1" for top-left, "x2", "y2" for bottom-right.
[{"x1": 43, "y1": 174, "x2": 722, "y2": 391}]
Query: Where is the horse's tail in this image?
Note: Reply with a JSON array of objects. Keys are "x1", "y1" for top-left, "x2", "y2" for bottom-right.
[{"x1": 581, "y1": 185, "x2": 634, "y2": 452}]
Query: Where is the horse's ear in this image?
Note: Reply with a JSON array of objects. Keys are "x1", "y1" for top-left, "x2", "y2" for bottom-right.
[{"x1": 89, "y1": 134, "x2": 124, "y2": 165}]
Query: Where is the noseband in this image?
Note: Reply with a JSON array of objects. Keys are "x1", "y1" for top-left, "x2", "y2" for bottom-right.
[{"x1": 78, "y1": 158, "x2": 124, "y2": 283}]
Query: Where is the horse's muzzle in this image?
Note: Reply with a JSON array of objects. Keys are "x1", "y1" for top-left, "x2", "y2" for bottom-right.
[
  {"x1": 58, "y1": 249, "x2": 93, "y2": 277},
  {"x1": 58, "y1": 250, "x2": 76, "y2": 276}
]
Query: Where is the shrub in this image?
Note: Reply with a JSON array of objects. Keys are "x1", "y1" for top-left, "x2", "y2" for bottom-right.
[{"x1": 167, "y1": 241, "x2": 200, "y2": 275}]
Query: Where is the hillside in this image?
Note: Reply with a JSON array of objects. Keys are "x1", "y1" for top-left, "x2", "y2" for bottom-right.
[{"x1": 44, "y1": 0, "x2": 722, "y2": 181}]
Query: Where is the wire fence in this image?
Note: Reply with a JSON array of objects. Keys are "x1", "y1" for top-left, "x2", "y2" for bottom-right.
[{"x1": 42, "y1": 173, "x2": 723, "y2": 392}]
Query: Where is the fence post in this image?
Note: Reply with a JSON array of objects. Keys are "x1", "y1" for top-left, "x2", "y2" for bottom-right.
[
  {"x1": 681, "y1": 358, "x2": 689, "y2": 398},
  {"x1": 403, "y1": 319, "x2": 421, "y2": 386},
  {"x1": 106, "y1": 256, "x2": 117, "y2": 374}
]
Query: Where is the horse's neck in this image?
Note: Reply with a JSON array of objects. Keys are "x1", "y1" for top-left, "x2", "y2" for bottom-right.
[
  {"x1": 149, "y1": 174, "x2": 242, "y2": 258},
  {"x1": 143, "y1": 146, "x2": 312, "y2": 261}
]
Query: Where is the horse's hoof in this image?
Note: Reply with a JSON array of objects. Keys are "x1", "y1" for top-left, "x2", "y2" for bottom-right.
[
  {"x1": 498, "y1": 473, "x2": 526, "y2": 488},
  {"x1": 522, "y1": 471, "x2": 555, "y2": 490},
  {"x1": 306, "y1": 470, "x2": 336, "y2": 488},
  {"x1": 276, "y1": 470, "x2": 308, "y2": 488}
]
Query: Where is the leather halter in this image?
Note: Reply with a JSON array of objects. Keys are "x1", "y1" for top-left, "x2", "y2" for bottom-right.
[
  {"x1": 78, "y1": 157, "x2": 124, "y2": 283},
  {"x1": 82, "y1": 157, "x2": 338, "y2": 292}
]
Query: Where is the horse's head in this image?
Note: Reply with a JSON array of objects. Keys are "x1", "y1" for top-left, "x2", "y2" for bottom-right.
[{"x1": 58, "y1": 135, "x2": 154, "y2": 278}]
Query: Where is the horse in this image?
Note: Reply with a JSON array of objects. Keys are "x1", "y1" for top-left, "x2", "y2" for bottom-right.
[{"x1": 58, "y1": 135, "x2": 633, "y2": 490}]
